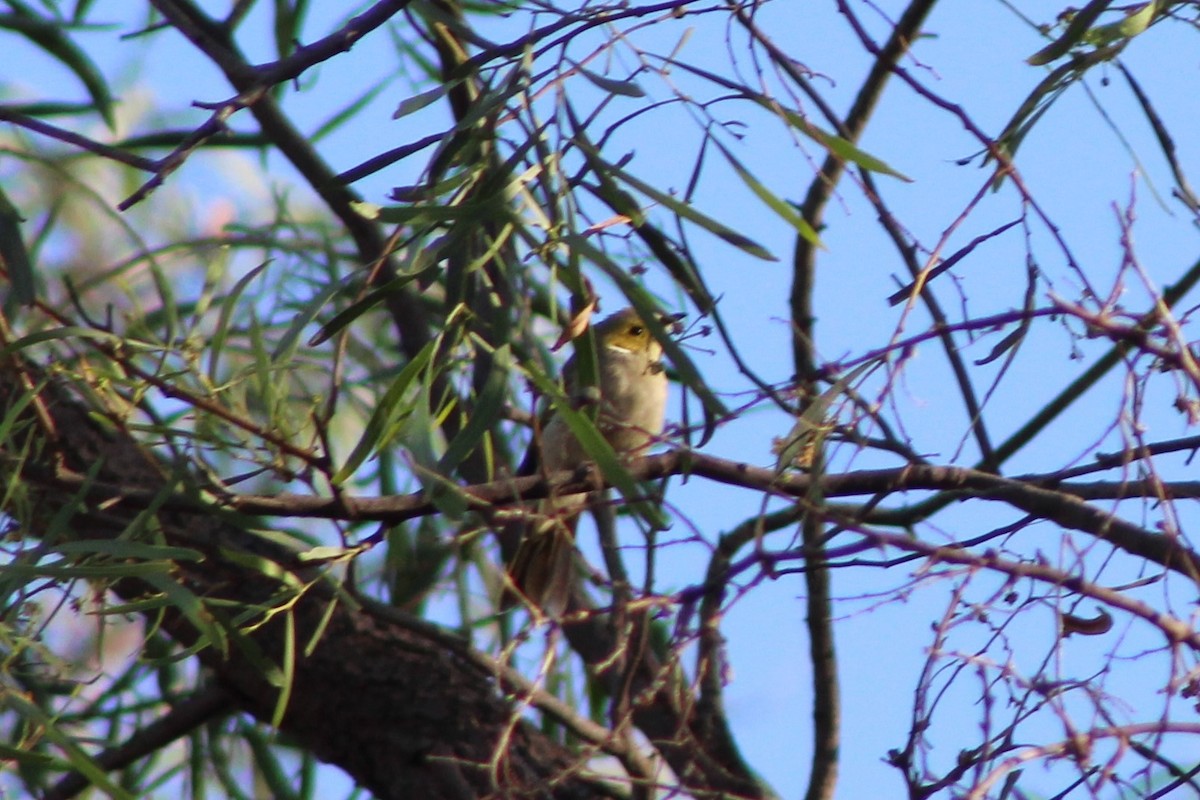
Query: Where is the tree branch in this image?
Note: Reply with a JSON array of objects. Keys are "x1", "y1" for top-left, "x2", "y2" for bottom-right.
[
  {"x1": 43, "y1": 686, "x2": 234, "y2": 800},
  {"x1": 0, "y1": 359, "x2": 603, "y2": 799}
]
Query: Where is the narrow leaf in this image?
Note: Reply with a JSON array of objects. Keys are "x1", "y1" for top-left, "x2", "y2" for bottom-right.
[
  {"x1": 4, "y1": 694, "x2": 135, "y2": 800},
  {"x1": 662, "y1": 58, "x2": 911, "y2": 180},
  {"x1": 140, "y1": 572, "x2": 229, "y2": 658},
  {"x1": 208, "y1": 261, "x2": 270, "y2": 382},
  {"x1": 603, "y1": 158, "x2": 779, "y2": 261},
  {"x1": 437, "y1": 344, "x2": 511, "y2": 474},
  {"x1": 1027, "y1": 0, "x2": 1114, "y2": 65},
  {"x1": 311, "y1": 75, "x2": 393, "y2": 143},
  {"x1": 393, "y1": 84, "x2": 453, "y2": 119},
  {"x1": 270, "y1": 611, "x2": 295, "y2": 728},
  {"x1": 333, "y1": 339, "x2": 437, "y2": 484},
  {"x1": 0, "y1": 10, "x2": 115, "y2": 127},
  {"x1": 774, "y1": 361, "x2": 876, "y2": 474},
  {"x1": 51, "y1": 540, "x2": 203, "y2": 561},
  {"x1": 272, "y1": 280, "x2": 340, "y2": 361},
  {"x1": 711, "y1": 139, "x2": 823, "y2": 248},
  {"x1": 309, "y1": 265, "x2": 438, "y2": 346},
  {"x1": 0, "y1": 186, "x2": 34, "y2": 304},
  {"x1": 577, "y1": 66, "x2": 646, "y2": 97}
]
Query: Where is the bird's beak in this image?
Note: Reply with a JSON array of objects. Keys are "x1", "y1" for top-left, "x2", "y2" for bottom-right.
[{"x1": 657, "y1": 311, "x2": 687, "y2": 335}]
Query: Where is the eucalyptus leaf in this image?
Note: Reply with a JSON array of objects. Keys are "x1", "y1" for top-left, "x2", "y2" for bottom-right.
[
  {"x1": 333, "y1": 339, "x2": 437, "y2": 484},
  {"x1": 0, "y1": 186, "x2": 34, "y2": 305}
]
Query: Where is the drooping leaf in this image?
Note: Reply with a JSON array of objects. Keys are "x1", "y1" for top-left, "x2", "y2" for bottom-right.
[
  {"x1": 774, "y1": 361, "x2": 878, "y2": 474},
  {"x1": 272, "y1": 280, "x2": 340, "y2": 361},
  {"x1": 576, "y1": 66, "x2": 646, "y2": 97},
  {"x1": 4, "y1": 694, "x2": 136, "y2": 800},
  {"x1": 591, "y1": 149, "x2": 780, "y2": 261},
  {"x1": 140, "y1": 572, "x2": 229, "y2": 658},
  {"x1": 0, "y1": 186, "x2": 34, "y2": 305},
  {"x1": 711, "y1": 138, "x2": 824, "y2": 249},
  {"x1": 1027, "y1": 0, "x2": 1114, "y2": 65},
  {"x1": 393, "y1": 84, "x2": 454, "y2": 119},
  {"x1": 0, "y1": 9, "x2": 115, "y2": 127},
  {"x1": 311, "y1": 73, "x2": 396, "y2": 143},
  {"x1": 309, "y1": 263, "x2": 440, "y2": 346},
  {"x1": 662, "y1": 58, "x2": 911, "y2": 181},
  {"x1": 438, "y1": 344, "x2": 511, "y2": 474},
  {"x1": 208, "y1": 261, "x2": 270, "y2": 382},
  {"x1": 332, "y1": 339, "x2": 437, "y2": 484},
  {"x1": 50, "y1": 540, "x2": 203, "y2": 561},
  {"x1": 270, "y1": 611, "x2": 296, "y2": 727}
]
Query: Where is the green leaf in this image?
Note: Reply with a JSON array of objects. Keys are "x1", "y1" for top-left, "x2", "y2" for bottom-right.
[
  {"x1": 311, "y1": 75, "x2": 394, "y2": 143},
  {"x1": 217, "y1": 546, "x2": 305, "y2": 591},
  {"x1": 144, "y1": 256, "x2": 181, "y2": 347},
  {"x1": 0, "y1": 186, "x2": 34, "y2": 305},
  {"x1": 272, "y1": 280, "x2": 340, "y2": 361},
  {"x1": 87, "y1": 595, "x2": 179, "y2": 616},
  {"x1": 662, "y1": 58, "x2": 911, "y2": 181},
  {"x1": 208, "y1": 261, "x2": 270, "y2": 383},
  {"x1": 0, "y1": 326, "x2": 121, "y2": 359},
  {"x1": 1027, "y1": 0, "x2": 1113, "y2": 65},
  {"x1": 248, "y1": 314, "x2": 277, "y2": 423},
  {"x1": 795, "y1": 117, "x2": 912, "y2": 182},
  {"x1": 362, "y1": 201, "x2": 500, "y2": 225},
  {"x1": 295, "y1": 545, "x2": 351, "y2": 562},
  {"x1": 385, "y1": 519, "x2": 452, "y2": 611},
  {"x1": 270, "y1": 611, "x2": 295, "y2": 727},
  {"x1": 774, "y1": 361, "x2": 877, "y2": 474},
  {"x1": 309, "y1": 265, "x2": 438, "y2": 346},
  {"x1": 5, "y1": 694, "x2": 136, "y2": 800},
  {"x1": 140, "y1": 572, "x2": 229, "y2": 658},
  {"x1": 711, "y1": 139, "x2": 823, "y2": 249},
  {"x1": 272, "y1": 0, "x2": 308, "y2": 61},
  {"x1": 304, "y1": 593, "x2": 344, "y2": 657},
  {"x1": 0, "y1": 559, "x2": 177, "y2": 579},
  {"x1": 579, "y1": 138, "x2": 780, "y2": 261},
  {"x1": 576, "y1": 66, "x2": 645, "y2": 97},
  {"x1": 50, "y1": 540, "x2": 204, "y2": 561},
  {"x1": 332, "y1": 339, "x2": 437, "y2": 484},
  {"x1": 0, "y1": 741, "x2": 55, "y2": 767},
  {"x1": 245, "y1": 725, "x2": 296, "y2": 798},
  {"x1": 1088, "y1": 0, "x2": 1157, "y2": 45},
  {"x1": 404, "y1": 355, "x2": 475, "y2": 520},
  {"x1": 393, "y1": 84, "x2": 454, "y2": 119},
  {"x1": 0, "y1": 10, "x2": 115, "y2": 128},
  {"x1": 438, "y1": 344, "x2": 511, "y2": 474}
]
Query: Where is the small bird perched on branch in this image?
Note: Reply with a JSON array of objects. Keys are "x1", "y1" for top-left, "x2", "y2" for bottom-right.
[{"x1": 506, "y1": 306, "x2": 669, "y2": 615}]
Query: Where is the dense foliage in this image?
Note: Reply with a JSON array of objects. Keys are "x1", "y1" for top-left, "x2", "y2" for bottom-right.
[{"x1": 2, "y1": 2, "x2": 1199, "y2": 798}]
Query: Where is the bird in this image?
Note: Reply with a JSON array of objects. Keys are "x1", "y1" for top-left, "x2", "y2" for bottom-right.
[{"x1": 506, "y1": 307, "x2": 669, "y2": 615}]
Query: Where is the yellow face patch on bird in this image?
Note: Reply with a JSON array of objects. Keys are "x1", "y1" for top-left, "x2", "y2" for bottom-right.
[{"x1": 595, "y1": 308, "x2": 663, "y2": 363}]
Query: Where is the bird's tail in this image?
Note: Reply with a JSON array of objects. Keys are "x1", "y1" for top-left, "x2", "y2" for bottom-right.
[{"x1": 505, "y1": 514, "x2": 578, "y2": 617}]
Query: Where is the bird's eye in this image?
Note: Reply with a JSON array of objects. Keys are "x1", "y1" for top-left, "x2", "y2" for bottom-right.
[{"x1": 629, "y1": 325, "x2": 644, "y2": 336}]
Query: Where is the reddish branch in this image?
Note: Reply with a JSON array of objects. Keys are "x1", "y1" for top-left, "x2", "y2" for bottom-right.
[{"x1": 25, "y1": 447, "x2": 1200, "y2": 584}]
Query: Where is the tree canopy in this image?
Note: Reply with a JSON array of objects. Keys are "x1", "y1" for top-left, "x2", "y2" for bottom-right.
[{"x1": 2, "y1": 2, "x2": 1200, "y2": 799}]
